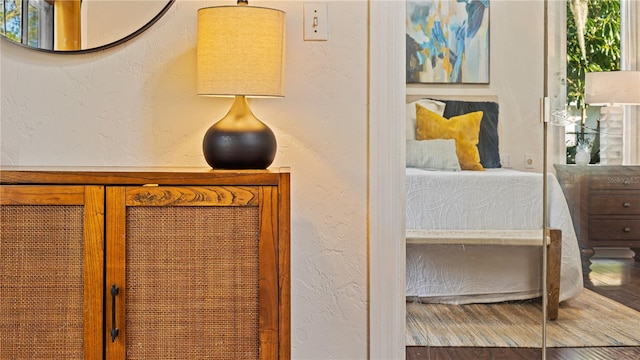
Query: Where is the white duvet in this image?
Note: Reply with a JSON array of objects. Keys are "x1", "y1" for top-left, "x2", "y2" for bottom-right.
[{"x1": 406, "y1": 168, "x2": 583, "y2": 304}]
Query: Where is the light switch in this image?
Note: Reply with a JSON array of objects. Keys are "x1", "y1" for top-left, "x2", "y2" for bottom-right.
[{"x1": 304, "y1": 2, "x2": 328, "y2": 41}]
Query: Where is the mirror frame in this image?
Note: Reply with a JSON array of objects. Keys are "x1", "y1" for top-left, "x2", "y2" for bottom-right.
[{"x1": 1, "y1": 0, "x2": 175, "y2": 54}]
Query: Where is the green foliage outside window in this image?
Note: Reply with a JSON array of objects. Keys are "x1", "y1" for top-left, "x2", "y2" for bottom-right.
[
  {"x1": 567, "y1": 0, "x2": 621, "y2": 108},
  {"x1": 2, "y1": 0, "x2": 48, "y2": 47},
  {"x1": 27, "y1": 3, "x2": 40, "y2": 47},
  {"x1": 2, "y1": 0, "x2": 23, "y2": 42},
  {"x1": 566, "y1": 0, "x2": 621, "y2": 163}
]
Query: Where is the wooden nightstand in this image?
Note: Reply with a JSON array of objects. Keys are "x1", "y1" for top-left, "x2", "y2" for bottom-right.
[{"x1": 555, "y1": 165, "x2": 640, "y2": 260}]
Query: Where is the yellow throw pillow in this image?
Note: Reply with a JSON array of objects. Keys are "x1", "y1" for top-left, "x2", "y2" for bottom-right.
[{"x1": 416, "y1": 104, "x2": 484, "y2": 171}]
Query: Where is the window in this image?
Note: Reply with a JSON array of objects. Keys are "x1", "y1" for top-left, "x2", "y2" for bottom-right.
[
  {"x1": 565, "y1": 0, "x2": 621, "y2": 164},
  {"x1": 2, "y1": 0, "x2": 53, "y2": 49}
]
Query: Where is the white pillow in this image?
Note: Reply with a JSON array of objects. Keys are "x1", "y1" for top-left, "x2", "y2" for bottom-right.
[
  {"x1": 406, "y1": 139, "x2": 461, "y2": 171},
  {"x1": 406, "y1": 99, "x2": 446, "y2": 140}
]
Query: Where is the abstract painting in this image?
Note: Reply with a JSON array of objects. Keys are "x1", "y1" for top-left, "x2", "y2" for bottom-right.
[{"x1": 406, "y1": 0, "x2": 490, "y2": 84}]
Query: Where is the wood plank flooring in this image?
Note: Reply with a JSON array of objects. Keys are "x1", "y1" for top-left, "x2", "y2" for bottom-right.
[{"x1": 407, "y1": 252, "x2": 640, "y2": 360}]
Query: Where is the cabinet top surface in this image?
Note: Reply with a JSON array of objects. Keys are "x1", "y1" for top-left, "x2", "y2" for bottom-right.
[
  {"x1": 0, "y1": 166, "x2": 290, "y2": 186},
  {"x1": 554, "y1": 164, "x2": 640, "y2": 175}
]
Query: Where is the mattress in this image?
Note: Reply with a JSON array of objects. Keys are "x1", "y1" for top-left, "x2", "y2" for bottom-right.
[{"x1": 406, "y1": 168, "x2": 583, "y2": 304}]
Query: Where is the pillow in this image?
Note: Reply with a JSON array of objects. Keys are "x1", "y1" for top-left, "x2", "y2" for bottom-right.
[
  {"x1": 406, "y1": 139, "x2": 461, "y2": 171},
  {"x1": 440, "y1": 100, "x2": 501, "y2": 168},
  {"x1": 416, "y1": 104, "x2": 484, "y2": 171},
  {"x1": 406, "y1": 99, "x2": 446, "y2": 140}
]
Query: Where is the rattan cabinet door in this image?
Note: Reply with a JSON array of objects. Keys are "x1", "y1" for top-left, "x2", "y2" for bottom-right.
[
  {"x1": 0, "y1": 185, "x2": 104, "y2": 360},
  {"x1": 105, "y1": 185, "x2": 281, "y2": 360}
]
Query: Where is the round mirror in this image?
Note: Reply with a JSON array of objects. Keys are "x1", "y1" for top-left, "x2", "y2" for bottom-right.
[{"x1": 1, "y1": 0, "x2": 174, "y2": 53}]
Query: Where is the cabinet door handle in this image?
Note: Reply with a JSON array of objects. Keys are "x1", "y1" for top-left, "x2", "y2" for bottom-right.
[
  {"x1": 110, "y1": 284, "x2": 120, "y2": 342},
  {"x1": 624, "y1": 202, "x2": 632, "y2": 208},
  {"x1": 623, "y1": 227, "x2": 632, "y2": 233}
]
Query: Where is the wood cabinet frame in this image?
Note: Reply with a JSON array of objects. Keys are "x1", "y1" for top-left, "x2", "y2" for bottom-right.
[
  {"x1": 1, "y1": 167, "x2": 290, "y2": 359},
  {"x1": 0, "y1": 184, "x2": 105, "y2": 359}
]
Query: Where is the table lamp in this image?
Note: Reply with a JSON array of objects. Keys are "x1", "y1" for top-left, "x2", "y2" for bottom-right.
[
  {"x1": 585, "y1": 71, "x2": 640, "y2": 165},
  {"x1": 197, "y1": 1, "x2": 286, "y2": 169}
]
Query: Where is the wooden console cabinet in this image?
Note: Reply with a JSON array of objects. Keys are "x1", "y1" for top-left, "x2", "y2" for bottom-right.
[
  {"x1": 0, "y1": 167, "x2": 290, "y2": 359},
  {"x1": 554, "y1": 165, "x2": 640, "y2": 260}
]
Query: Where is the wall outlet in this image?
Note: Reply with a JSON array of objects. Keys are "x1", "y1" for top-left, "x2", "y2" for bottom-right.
[
  {"x1": 525, "y1": 153, "x2": 534, "y2": 169},
  {"x1": 501, "y1": 153, "x2": 512, "y2": 168}
]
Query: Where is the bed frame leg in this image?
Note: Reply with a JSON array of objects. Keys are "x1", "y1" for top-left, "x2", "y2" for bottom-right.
[{"x1": 547, "y1": 229, "x2": 561, "y2": 321}]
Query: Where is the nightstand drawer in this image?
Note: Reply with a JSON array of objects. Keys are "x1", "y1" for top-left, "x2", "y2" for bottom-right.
[
  {"x1": 590, "y1": 220, "x2": 640, "y2": 240},
  {"x1": 555, "y1": 165, "x2": 640, "y2": 250},
  {"x1": 590, "y1": 175, "x2": 640, "y2": 190},
  {"x1": 589, "y1": 194, "x2": 640, "y2": 215}
]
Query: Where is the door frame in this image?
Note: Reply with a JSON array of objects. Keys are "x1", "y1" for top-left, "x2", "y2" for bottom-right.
[{"x1": 368, "y1": 1, "x2": 406, "y2": 358}]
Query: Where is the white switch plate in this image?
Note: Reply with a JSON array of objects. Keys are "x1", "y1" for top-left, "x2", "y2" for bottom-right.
[{"x1": 304, "y1": 2, "x2": 328, "y2": 41}]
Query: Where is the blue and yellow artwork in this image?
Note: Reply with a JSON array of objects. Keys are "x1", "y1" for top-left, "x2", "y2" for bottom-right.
[{"x1": 407, "y1": 0, "x2": 490, "y2": 84}]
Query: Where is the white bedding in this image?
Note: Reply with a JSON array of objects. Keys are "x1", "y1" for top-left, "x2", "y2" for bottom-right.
[{"x1": 406, "y1": 168, "x2": 583, "y2": 304}]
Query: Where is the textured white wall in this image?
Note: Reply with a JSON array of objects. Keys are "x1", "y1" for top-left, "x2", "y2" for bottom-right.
[{"x1": 1, "y1": 1, "x2": 368, "y2": 358}]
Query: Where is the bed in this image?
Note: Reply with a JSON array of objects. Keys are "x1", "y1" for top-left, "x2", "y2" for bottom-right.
[{"x1": 404, "y1": 96, "x2": 583, "y2": 310}]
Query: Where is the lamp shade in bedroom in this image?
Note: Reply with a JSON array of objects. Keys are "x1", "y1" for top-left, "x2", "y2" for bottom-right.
[{"x1": 584, "y1": 71, "x2": 640, "y2": 165}]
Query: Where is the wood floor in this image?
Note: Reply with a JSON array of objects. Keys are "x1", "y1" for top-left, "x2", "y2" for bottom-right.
[{"x1": 407, "y1": 251, "x2": 640, "y2": 360}]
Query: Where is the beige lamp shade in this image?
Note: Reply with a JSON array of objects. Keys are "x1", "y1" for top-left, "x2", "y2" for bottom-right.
[
  {"x1": 585, "y1": 71, "x2": 640, "y2": 105},
  {"x1": 197, "y1": 5, "x2": 286, "y2": 97}
]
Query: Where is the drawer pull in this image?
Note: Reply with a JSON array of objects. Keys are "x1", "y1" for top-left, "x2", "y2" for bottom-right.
[
  {"x1": 110, "y1": 284, "x2": 120, "y2": 342},
  {"x1": 623, "y1": 227, "x2": 632, "y2": 233},
  {"x1": 624, "y1": 179, "x2": 631, "y2": 185},
  {"x1": 623, "y1": 202, "x2": 632, "y2": 208}
]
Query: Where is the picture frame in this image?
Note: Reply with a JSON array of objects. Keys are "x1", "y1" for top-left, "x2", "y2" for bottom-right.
[{"x1": 406, "y1": 0, "x2": 490, "y2": 84}]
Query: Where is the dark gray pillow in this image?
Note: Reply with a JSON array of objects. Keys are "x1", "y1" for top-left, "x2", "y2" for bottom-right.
[{"x1": 441, "y1": 100, "x2": 501, "y2": 168}]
